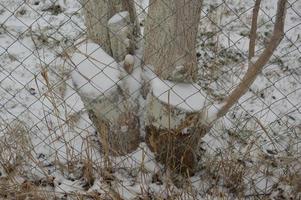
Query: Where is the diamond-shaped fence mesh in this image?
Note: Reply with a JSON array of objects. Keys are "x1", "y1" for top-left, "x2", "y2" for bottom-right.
[{"x1": 0, "y1": 0, "x2": 300, "y2": 199}]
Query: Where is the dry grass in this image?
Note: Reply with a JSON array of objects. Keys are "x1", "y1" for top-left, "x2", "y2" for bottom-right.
[
  {"x1": 0, "y1": 120, "x2": 56, "y2": 199},
  {"x1": 1, "y1": 112, "x2": 299, "y2": 199},
  {"x1": 1, "y1": 178, "x2": 57, "y2": 200},
  {"x1": 0, "y1": 120, "x2": 32, "y2": 177},
  {"x1": 202, "y1": 153, "x2": 246, "y2": 198}
]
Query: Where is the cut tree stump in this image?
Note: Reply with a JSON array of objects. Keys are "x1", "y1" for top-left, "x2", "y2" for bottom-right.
[
  {"x1": 70, "y1": 42, "x2": 140, "y2": 156},
  {"x1": 142, "y1": 0, "x2": 205, "y2": 176},
  {"x1": 144, "y1": 70, "x2": 216, "y2": 175}
]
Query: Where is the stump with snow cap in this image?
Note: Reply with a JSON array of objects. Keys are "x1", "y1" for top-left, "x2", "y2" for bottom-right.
[
  {"x1": 70, "y1": 42, "x2": 141, "y2": 156},
  {"x1": 144, "y1": 67, "x2": 219, "y2": 175}
]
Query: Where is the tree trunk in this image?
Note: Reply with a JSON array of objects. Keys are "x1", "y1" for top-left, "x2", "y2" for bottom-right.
[
  {"x1": 143, "y1": 0, "x2": 203, "y2": 83},
  {"x1": 108, "y1": 0, "x2": 140, "y2": 38},
  {"x1": 81, "y1": 0, "x2": 139, "y2": 60},
  {"x1": 145, "y1": 92, "x2": 209, "y2": 175},
  {"x1": 81, "y1": 0, "x2": 112, "y2": 54},
  {"x1": 143, "y1": 0, "x2": 204, "y2": 176},
  {"x1": 121, "y1": 0, "x2": 141, "y2": 39}
]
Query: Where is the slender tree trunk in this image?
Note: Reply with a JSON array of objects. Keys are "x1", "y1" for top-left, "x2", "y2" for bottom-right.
[
  {"x1": 121, "y1": 0, "x2": 141, "y2": 39},
  {"x1": 108, "y1": 0, "x2": 140, "y2": 38},
  {"x1": 248, "y1": 0, "x2": 261, "y2": 61}
]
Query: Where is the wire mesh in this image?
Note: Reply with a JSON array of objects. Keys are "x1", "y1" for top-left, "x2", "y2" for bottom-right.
[{"x1": 0, "y1": 0, "x2": 300, "y2": 199}]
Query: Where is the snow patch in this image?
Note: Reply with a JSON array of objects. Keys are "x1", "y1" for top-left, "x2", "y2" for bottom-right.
[
  {"x1": 124, "y1": 54, "x2": 135, "y2": 67},
  {"x1": 108, "y1": 11, "x2": 129, "y2": 25},
  {"x1": 70, "y1": 41, "x2": 120, "y2": 99},
  {"x1": 151, "y1": 78, "x2": 208, "y2": 112},
  {"x1": 118, "y1": 54, "x2": 143, "y2": 100}
]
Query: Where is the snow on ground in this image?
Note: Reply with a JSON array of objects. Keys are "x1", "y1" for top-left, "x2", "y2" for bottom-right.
[
  {"x1": 108, "y1": 11, "x2": 129, "y2": 25},
  {"x1": 0, "y1": 0, "x2": 300, "y2": 199}
]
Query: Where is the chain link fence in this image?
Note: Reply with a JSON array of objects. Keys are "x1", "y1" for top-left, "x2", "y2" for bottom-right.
[{"x1": 0, "y1": 0, "x2": 300, "y2": 199}]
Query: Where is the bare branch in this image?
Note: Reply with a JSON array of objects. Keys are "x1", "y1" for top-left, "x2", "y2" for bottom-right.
[
  {"x1": 217, "y1": 0, "x2": 287, "y2": 119},
  {"x1": 248, "y1": 0, "x2": 261, "y2": 61}
]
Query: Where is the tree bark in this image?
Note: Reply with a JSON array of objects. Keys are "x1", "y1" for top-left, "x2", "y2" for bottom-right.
[
  {"x1": 143, "y1": 0, "x2": 203, "y2": 83},
  {"x1": 121, "y1": 0, "x2": 141, "y2": 39},
  {"x1": 145, "y1": 94, "x2": 209, "y2": 175},
  {"x1": 81, "y1": 0, "x2": 112, "y2": 54},
  {"x1": 108, "y1": 0, "x2": 140, "y2": 37},
  {"x1": 108, "y1": 11, "x2": 133, "y2": 62},
  {"x1": 79, "y1": 0, "x2": 141, "y2": 156}
]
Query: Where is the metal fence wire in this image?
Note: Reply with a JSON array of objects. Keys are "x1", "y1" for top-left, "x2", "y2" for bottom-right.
[{"x1": 0, "y1": 0, "x2": 300, "y2": 199}]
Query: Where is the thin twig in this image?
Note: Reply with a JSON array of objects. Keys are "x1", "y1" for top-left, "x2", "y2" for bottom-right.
[{"x1": 249, "y1": 0, "x2": 262, "y2": 61}]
